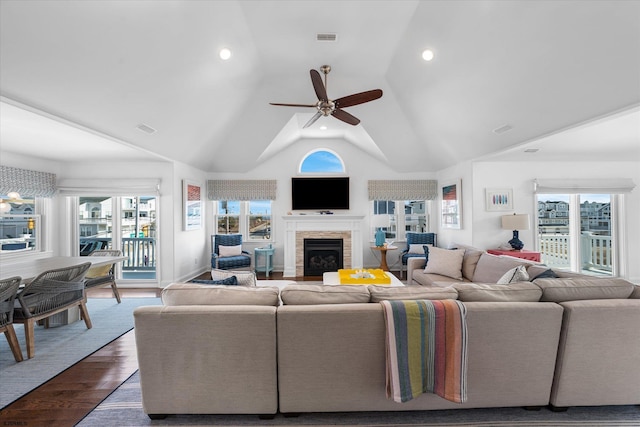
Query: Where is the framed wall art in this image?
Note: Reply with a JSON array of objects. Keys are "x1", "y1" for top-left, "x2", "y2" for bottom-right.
[
  {"x1": 441, "y1": 179, "x2": 461, "y2": 229},
  {"x1": 183, "y1": 180, "x2": 202, "y2": 231},
  {"x1": 485, "y1": 188, "x2": 513, "y2": 211}
]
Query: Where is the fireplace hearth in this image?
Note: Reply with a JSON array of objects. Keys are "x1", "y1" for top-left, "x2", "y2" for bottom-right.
[{"x1": 304, "y1": 238, "x2": 344, "y2": 276}]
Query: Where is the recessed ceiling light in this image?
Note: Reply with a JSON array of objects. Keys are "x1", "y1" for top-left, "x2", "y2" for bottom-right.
[
  {"x1": 422, "y1": 49, "x2": 435, "y2": 61},
  {"x1": 320, "y1": 125, "x2": 327, "y2": 130},
  {"x1": 219, "y1": 48, "x2": 231, "y2": 60}
]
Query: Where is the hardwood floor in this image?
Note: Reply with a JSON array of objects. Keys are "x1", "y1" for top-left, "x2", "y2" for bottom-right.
[{"x1": 0, "y1": 272, "x2": 399, "y2": 426}]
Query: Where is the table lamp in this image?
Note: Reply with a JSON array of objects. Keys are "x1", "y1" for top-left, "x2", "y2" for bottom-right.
[{"x1": 501, "y1": 213, "x2": 530, "y2": 250}]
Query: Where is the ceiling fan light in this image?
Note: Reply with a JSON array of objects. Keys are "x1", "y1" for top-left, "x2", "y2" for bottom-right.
[
  {"x1": 422, "y1": 49, "x2": 435, "y2": 61},
  {"x1": 7, "y1": 191, "x2": 21, "y2": 200},
  {"x1": 219, "y1": 48, "x2": 231, "y2": 60}
]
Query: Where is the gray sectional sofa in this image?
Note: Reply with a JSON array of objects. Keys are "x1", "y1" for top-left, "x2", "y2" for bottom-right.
[{"x1": 134, "y1": 273, "x2": 640, "y2": 419}]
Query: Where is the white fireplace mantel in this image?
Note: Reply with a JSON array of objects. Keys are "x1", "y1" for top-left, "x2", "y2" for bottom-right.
[{"x1": 282, "y1": 215, "x2": 365, "y2": 277}]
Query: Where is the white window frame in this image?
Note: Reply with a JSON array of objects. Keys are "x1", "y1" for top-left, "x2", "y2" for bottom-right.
[
  {"x1": 371, "y1": 200, "x2": 432, "y2": 244},
  {"x1": 214, "y1": 200, "x2": 273, "y2": 243}
]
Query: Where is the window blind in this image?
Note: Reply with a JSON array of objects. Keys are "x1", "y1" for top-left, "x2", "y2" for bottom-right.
[
  {"x1": 534, "y1": 178, "x2": 636, "y2": 194},
  {"x1": 0, "y1": 165, "x2": 57, "y2": 197},
  {"x1": 368, "y1": 180, "x2": 438, "y2": 201},
  {"x1": 207, "y1": 180, "x2": 277, "y2": 201},
  {"x1": 56, "y1": 178, "x2": 161, "y2": 196}
]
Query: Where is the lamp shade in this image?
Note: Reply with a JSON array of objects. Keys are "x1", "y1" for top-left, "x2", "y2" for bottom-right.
[
  {"x1": 501, "y1": 214, "x2": 530, "y2": 231},
  {"x1": 371, "y1": 215, "x2": 389, "y2": 228}
]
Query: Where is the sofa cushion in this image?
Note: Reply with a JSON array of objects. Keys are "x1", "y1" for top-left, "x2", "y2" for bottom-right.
[
  {"x1": 452, "y1": 282, "x2": 542, "y2": 302},
  {"x1": 497, "y1": 265, "x2": 530, "y2": 284},
  {"x1": 461, "y1": 249, "x2": 484, "y2": 281},
  {"x1": 189, "y1": 276, "x2": 238, "y2": 286},
  {"x1": 280, "y1": 284, "x2": 370, "y2": 305},
  {"x1": 472, "y1": 253, "x2": 535, "y2": 283},
  {"x1": 423, "y1": 247, "x2": 465, "y2": 280},
  {"x1": 211, "y1": 268, "x2": 256, "y2": 287},
  {"x1": 161, "y1": 283, "x2": 280, "y2": 306},
  {"x1": 630, "y1": 285, "x2": 640, "y2": 299},
  {"x1": 534, "y1": 277, "x2": 635, "y2": 302},
  {"x1": 368, "y1": 285, "x2": 458, "y2": 302}
]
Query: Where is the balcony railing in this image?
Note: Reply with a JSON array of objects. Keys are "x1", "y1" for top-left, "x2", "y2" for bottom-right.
[
  {"x1": 539, "y1": 232, "x2": 612, "y2": 274},
  {"x1": 80, "y1": 237, "x2": 156, "y2": 272}
]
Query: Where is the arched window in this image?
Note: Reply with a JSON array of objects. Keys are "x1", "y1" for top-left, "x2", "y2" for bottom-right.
[{"x1": 299, "y1": 149, "x2": 345, "y2": 174}]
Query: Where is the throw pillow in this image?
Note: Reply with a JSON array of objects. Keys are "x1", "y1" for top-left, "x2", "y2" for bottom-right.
[
  {"x1": 409, "y1": 243, "x2": 431, "y2": 254},
  {"x1": 423, "y1": 247, "x2": 465, "y2": 280},
  {"x1": 497, "y1": 265, "x2": 530, "y2": 284},
  {"x1": 189, "y1": 276, "x2": 238, "y2": 286},
  {"x1": 211, "y1": 268, "x2": 256, "y2": 287},
  {"x1": 218, "y1": 244, "x2": 242, "y2": 257},
  {"x1": 529, "y1": 268, "x2": 558, "y2": 281}
]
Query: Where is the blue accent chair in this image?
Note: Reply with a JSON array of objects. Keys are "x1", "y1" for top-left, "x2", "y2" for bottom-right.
[
  {"x1": 400, "y1": 232, "x2": 437, "y2": 278},
  {"x1": 211, "y1": 234, "x2": 252, "y2": 270}
]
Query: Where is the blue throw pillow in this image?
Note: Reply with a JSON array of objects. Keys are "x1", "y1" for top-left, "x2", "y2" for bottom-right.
[
  {"x1": 530, "y1": 269, "x2": 558, "y2": 281},
  {"x1": 422, "y1": 245, "x2": 430, "y2": 263},
  {"x1": 189, "y1": 276, "x2": 238, "y2": 286}
]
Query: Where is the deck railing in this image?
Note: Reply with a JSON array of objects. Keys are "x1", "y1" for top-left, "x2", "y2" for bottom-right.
[
  {"x1": 539, "y1": 232, "x2": 612, "y2": 273},
  {"x1": 121, "y1": 237, "x2": 156, "y2": 271}
]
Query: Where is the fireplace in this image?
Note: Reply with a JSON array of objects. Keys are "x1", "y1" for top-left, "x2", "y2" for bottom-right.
[{"x1": 303, "y1": 238, "x2": 344, "y2": 276}]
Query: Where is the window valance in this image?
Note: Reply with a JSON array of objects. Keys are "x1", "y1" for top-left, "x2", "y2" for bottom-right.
[
  {"x1": 0, "y1": 165, "x2": 57, "y2": 197},
  {"x1": 56, "y1": 178, "x2": 161, "y2": 196},
  {"x1": 534, "y1": 178, "x2": 636, "y2": 194},
  {"x1": 207, "y1": 180, "x2": 277, "y2": 201},
  {"x1": 368, "y1": 180, "x2": 438, "y2": 201}
]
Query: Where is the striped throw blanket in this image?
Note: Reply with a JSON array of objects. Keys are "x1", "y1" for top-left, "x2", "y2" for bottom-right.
[{"x1": 380, "y1": 299, "x2": 468, "y2": 403}]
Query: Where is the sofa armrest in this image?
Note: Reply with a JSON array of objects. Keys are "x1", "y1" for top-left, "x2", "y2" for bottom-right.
[{"x1": 407, "y1": 256, "x2": 426, "y2": 284}]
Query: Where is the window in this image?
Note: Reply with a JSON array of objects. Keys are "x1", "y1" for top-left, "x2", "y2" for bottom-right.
[
  {"x1": 215, "y1": 200, "x2": 272, "y2": 241},
  {"x1": 372, "y1": 200, "x2": 430, "y2": 242},
  {"x1": 77, "y1": 196, "x2": 157, "y2": 280},
  {"x1": 537, "y1": 193, "x2": 615, "y2": 276},
  {"x1": 300, "y1": 149, "x2": 345, "y2": 173},
  {"x1": 0, "y1": 194, "x2": 41, "y2": 254}
]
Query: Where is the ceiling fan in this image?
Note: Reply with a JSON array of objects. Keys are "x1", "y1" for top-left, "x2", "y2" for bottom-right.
[{"x1": 270, "y1": 65, "x2": 383, "y2": 128}]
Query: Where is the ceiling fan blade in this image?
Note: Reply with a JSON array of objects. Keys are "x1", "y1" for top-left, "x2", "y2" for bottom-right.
[
  {"x1": 332, "y1": 108, "x2": 360, "y2": 126},
  {"x1": 334, "y1": 89, "x2": 383, "y2": 108},
  {"x1": 303, "y1": 111, "x2": 323, "y2": 128},
  {"x1": 269, "y1": 102, "x2": 317, "y2": 107},
  {"x1": 310, "y1": 69, "x2": 328, "y2": 101}
]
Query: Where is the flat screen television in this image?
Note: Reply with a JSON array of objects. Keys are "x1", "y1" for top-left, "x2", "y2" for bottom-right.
[{"x1": 291, "y1": 177, "x2": 349, "y2": 211}]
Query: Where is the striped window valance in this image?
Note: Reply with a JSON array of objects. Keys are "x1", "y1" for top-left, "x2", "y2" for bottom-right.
[
  {"x1": 0, "y1": 165, "x2": 57, "y2": 197},
  {"x1": 368, "y1": 180, "x2": 438, "y2": 201},
  {"x1": 207, "y1": 180, "x2": 277, "y2": 201}
]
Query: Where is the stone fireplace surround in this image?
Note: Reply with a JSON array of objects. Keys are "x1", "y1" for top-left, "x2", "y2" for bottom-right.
[{"x1": 282, "y1": 215, "x2": 364, "y2": 277}]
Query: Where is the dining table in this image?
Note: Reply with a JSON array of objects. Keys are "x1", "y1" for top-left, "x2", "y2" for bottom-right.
[{"x1": 0, "y1": 255, "x2": 127, "y2": 283}]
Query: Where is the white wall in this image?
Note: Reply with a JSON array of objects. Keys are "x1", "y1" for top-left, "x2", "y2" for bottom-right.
[{"x1": 470, "y1": 161, "x2": 640, "y2": 283}]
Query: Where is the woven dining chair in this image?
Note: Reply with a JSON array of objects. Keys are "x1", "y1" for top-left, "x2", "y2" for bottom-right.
[
  {"x1": 0, "y1": 276, "x2": 23, "y2": 362},
  {"x1": 13, "y1": 262, "x2": 91, "y2": 359},
  {"x1": 85, "y1": 249, "x2": 123, "y2": 303}
]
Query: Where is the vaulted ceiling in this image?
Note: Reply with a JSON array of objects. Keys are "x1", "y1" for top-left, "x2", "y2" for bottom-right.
[{"x1": 1, "y1": 1, "x2": 639, "y2": 173}]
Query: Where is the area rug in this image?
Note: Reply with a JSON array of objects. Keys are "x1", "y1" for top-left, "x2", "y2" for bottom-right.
[
  {"x1": 0, "y1": 296, "x2": 161, "y2": 408},
  {"x1": 78, "y1": 371, "x2": 640, "y2": 427}
]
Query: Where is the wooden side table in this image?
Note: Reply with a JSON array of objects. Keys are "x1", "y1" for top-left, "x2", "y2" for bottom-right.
[
  {"x1": 487, "y1": 249, "x2": 541, "y2": 262},
  {"x1": 254, "y1": 246, "x2": 275, "y2": 277},
  {"x1": 371, "y1": 245, "x2": 398, "y2": 271}
]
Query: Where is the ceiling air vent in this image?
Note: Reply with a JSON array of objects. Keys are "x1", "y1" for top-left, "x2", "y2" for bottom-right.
[
  {"x1": 492, "y1": 124, "x2": 513, "y2": 134},
  {"x1": 316, "y1": 33, "x2": 337, "y2": 42},
  {"x1": 136, "y1": 123, "x2": 157, "y2": 134}
]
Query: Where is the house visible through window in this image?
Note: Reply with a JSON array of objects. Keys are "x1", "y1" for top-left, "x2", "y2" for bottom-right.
[{"x1": 372, "y1": 200, "x2": 429, "y2": 242}]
